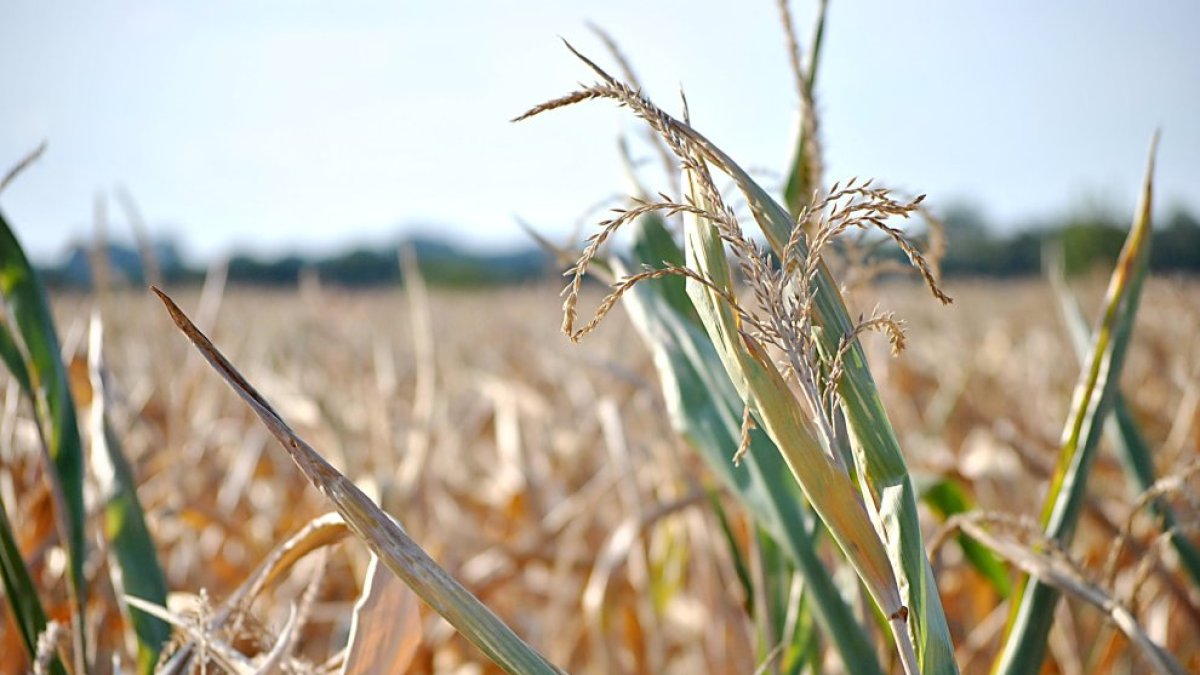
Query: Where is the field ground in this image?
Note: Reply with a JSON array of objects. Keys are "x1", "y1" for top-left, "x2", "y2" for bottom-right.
[{"x1": 2, "y1": 277, "x2": 1197, "y2": 673}]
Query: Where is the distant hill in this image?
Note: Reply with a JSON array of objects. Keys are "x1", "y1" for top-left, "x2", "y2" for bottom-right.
[{"x1": 43, "y1": 240, "x2": 188, "y2": 287}]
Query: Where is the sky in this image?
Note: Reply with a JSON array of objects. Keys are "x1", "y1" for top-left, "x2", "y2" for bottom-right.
[{"x1": 1, "y1": 0, "x2": 1198, "y2": 263}]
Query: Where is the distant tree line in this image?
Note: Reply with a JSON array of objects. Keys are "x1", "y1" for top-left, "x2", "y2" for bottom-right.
[
  {"x1": 37, "y1": 206, "x2": 1200, "y2": 290},
  {"x1": 937, "y1": 203, "x2": 1200, "y2": 277},
  {"x1": 40, "y1": 236, "x2": 556, "y2": 289}
]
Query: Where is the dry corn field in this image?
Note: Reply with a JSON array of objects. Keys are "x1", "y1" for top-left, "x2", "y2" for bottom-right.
[
  {"x1": 1, "y1": 278, "x2": 1196, "y2": 674},
  {"x1": 3, "y1": 3, "x2": 1198, "y2": 672}
]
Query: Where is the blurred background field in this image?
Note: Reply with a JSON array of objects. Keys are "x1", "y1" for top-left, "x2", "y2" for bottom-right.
[
  {"x1": 3, "y1": 1, "x2": 1199, "y2": 672},
  {"x1": 1, "y1": 276, "x2": 1194, "y2": 673}
]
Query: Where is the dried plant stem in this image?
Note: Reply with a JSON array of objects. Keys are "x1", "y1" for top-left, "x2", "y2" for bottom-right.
[
  {"x1": 152, "y1": 287, "x2": 565, "y2": 675},
  {"x1": 946, "y1": 515, "x2": 1186, "y2": 675},
  {"x1": 0, "y1": 142, "x2": 47, "y2": 194},
  {"x1": 1102, "y1": 462, "x2": 1200, "y2": 588}
]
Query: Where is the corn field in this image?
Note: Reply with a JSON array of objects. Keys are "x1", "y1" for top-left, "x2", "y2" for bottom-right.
[{"x1": 1, "y1": 1, "x2": 1198, "y2": 673}]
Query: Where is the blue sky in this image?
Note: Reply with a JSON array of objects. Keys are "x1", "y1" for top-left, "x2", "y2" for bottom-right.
[{"x1": 1, "y1": 0, "x2": 1197, "y2": 262}]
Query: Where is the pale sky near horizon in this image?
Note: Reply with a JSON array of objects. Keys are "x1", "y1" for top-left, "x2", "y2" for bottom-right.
[{"x1": 1, "y1": 0, "x2": 1197, "y2": 263}]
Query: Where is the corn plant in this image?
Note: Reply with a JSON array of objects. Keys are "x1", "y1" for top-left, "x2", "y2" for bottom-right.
[{"x1": 516, "y1": 35, "x2": 959, "y2": 674}]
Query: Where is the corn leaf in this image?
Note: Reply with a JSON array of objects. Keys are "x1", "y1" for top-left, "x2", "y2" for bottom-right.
[
  {"x1": 1050, "y1": 260, "x2": 1200, "y2": 592},
  {"x1": 0, "y1": 209, "x2": 88, "y2": 671},
  {"x1": 0, "y1": 319, "x2": 31, "y2": 392},
  {"x1": 993, "y1": 136, "x2": 1158, "y2": 674},
  {"x1": 87, "y1": 315, "x2": 172, "y2": 674},
  {"x1": 702, "y1": 487, "x2": 755, "y2": 615},
  {"x1": 629, "y1": 212, "x2": 695, "y2": 322}
]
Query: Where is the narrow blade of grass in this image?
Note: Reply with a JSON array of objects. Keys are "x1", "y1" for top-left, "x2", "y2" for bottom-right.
[
  {"x1": 151, "y1": 287, "x2": 566, "y2": 675},
  {"x1": 87, "y1": 314, "x2": 171, "y2": 674},
  {"x1": 791, "y1": 597, "x2": 823, "y2": 675},
  {"x1": 993, "y1": 135, "x2": 1158, "y2": 674},
  {"x1": 1049, "y1": 257, "x2": 1200, "y2": 591},
  {"x1": 753, "y1": 528, "x2": 791, "y2": 665},
  {"x1": 0, "y1": 209, "x2": 88, "y2": 671},
  {"x1": 616, "y1": 215, "x2": 885, "y2": 674}
]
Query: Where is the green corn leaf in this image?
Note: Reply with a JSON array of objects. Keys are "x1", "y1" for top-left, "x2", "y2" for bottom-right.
[
  {"x1": 992, "y1": 136, "x2": 1158, "y2": 674},
  {"x1": 87, "y1": 315, "x2": 172, "y2": 674},
  {"x1": 0, "y1": 209, "x2": 88, "y2": 671},
  {"x1": 753, "y1": 527, "x2": 786, "y2": 658},
  {"x1": 702, "y1": 487, "x2": 755, "y2": 614},
  {"x1": 784, "y1": 589, "x2": 822, "y2": 675},
  {"x1": 919, "y1": 477, "x2": 1011, "y2": 598},
  {"x1": 617, "y1": 214, "x2": 885, "y2": 674},
  {"x1": 0, "y1": 318, "x2": 31, "y2": 392},
  {"x1": 1049, "y1": 258, "x2": 1200, "y2": 592},
  {"x1": 630, "y1": 212, "x2": 695, "y2": 322}
]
